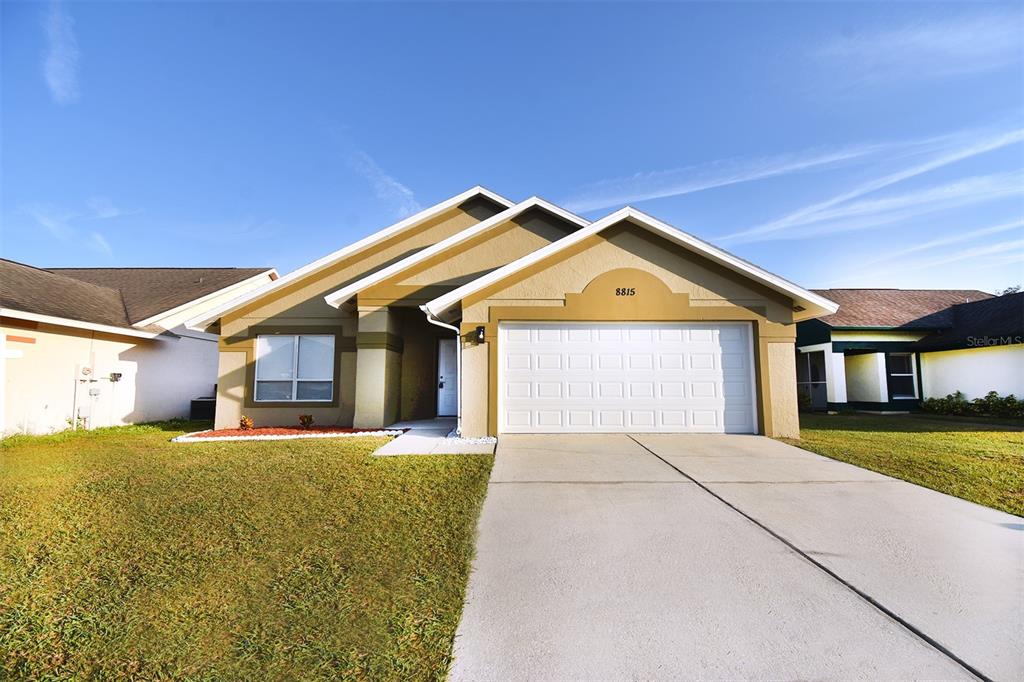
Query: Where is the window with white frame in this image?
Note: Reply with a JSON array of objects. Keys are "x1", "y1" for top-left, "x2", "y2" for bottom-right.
[
  {"x1": 887, "y1": 352, "x2": 918, "y2": 399},
  {"x1": 255, "y1": 334, "x2": 335, "y2": 402}
]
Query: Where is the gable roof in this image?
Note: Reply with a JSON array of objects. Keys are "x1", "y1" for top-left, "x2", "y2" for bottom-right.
[
  {"x1": 186, "y1": 185, "x2": 513, "y2": 331},
  {"x1": 911, "y1": 292, "x2": 1023, "y2": 351},
  {"x1": 323, "y1": 197, "x2": 589, "y2": 308},
  {"x1": 0, "y1": 258, "x2": 274, "y2": 337},
  {"x1": 810, "y1": 289, "x2": 992, "y2": 329},
  {"x1": 424, "y1": 206, "x2": 839, "y2": 320}
]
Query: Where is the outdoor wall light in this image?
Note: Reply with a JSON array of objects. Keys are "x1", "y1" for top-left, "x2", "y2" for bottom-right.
[{"x1": 475, "y1": 326, "x2": 486, "y2": 344}]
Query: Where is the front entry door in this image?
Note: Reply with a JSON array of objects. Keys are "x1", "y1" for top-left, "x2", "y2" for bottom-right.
[{"x1": 437, "y1": 338, "x2": 458, "y2": 416}]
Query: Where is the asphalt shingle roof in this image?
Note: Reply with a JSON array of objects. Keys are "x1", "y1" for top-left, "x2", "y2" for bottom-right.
[
  {"x1": 810, "y1": 288, "x2": 992, "y2": 329},
  {"x1": 1, "y1": 259, "x2": 271, "y2": 329},
  {"x1": 911, "y1": 293, "x2": 1024, "y2": 351}
]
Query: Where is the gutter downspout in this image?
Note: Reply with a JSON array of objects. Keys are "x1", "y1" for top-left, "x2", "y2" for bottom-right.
[{"x1": 420, "y1": 305, "x2": 462, "y2": 437}]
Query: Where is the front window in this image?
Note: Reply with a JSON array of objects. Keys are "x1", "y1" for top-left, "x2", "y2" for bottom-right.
[
  {"x1": 887, "y1": 352, "x2": 918, "y2": 399},
  {"x1": 255, "y1": 334, "x2": 334, "y2": 402}
]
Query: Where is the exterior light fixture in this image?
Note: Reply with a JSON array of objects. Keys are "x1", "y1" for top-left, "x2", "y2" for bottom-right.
[{"x1": 475, "y1": 326, "x2": 486, "y2": 344}]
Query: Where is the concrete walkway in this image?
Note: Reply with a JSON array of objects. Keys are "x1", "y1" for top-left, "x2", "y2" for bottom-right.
[
  {"x1": 450, "y1": 434, "x2": 1023, "y2": 681},
  {"x1": 372, "y1": 418, "x2": 495, "y2": 456}
]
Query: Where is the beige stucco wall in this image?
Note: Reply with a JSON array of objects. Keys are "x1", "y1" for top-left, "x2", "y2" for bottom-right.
[
  {"x1": 456, "y1": 221, "x2": 800, "y2": 437},
  {"x1": 920, "y1": 345, "x2": 1024, "y2": 400},
  {"x1": 399, "y1": 209, "x2": 579, "y2": 288},
  {"x1": 460, "y1": 341, "x2": 489, "y2": 437},
  {"x1": 213, "y1": 200, "x2": 506, "y2": 429},
  {"x1": 767, "y1": 342, "x2": 800, "y2": 438}
]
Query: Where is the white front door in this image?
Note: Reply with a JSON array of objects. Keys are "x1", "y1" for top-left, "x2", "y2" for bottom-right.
[
  {"x1": 498, "y1": 322, "x2": 757, "y2": 433},
  {"x1": 437, "y1": 338, "x2": 458, "y2": 416}
]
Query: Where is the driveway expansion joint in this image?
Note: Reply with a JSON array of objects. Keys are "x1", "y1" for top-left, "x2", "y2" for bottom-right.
[{"x1": 625, "y1": 435, "x2": 992, "y2": 682}]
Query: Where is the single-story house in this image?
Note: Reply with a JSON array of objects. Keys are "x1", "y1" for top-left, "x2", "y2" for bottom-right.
[
  {"x1": 1, "y1": 260, "x2": 277, "y2": 434},
  {"x1": 188, "y1": 187, "x2": 838, "y2": 438},
  {"x1": 796, "y1": 289, "x2": 1023, "y2": 411}
]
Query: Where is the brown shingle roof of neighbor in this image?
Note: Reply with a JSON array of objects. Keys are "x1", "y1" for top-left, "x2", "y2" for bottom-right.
[
  {"x1": 0, "y1": 259, "x2": 272, "y2": 329},
  {"x1": 48, "y1": 267, "x2": 272, "y2": 324},
  {"x1": 810, "y1": 288, "x2": 993, "y2": 329},
  {"x1": 0, "y1": 259, "x2": 133, "y2": 328}
]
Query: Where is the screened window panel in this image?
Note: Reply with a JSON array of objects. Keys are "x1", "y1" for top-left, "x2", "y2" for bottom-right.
[
  {"x1": 888, "y1": 353, "x2": 913, "y2": 375},
  {"x1": 256, "y1": 381, "x2": 294, "y2": 401},
  {"x1": 889, "y1": 375, "x2": 916, "y2": 398},
  {"x1": 296, "y1": 381, "x2": 333, "y2": 401},
  {"x1": 256, "y1": 336, "x2": 295, "y2": 380},
  {"x1": 298, "y1": 336, "x2": 334, "y2": 379}
]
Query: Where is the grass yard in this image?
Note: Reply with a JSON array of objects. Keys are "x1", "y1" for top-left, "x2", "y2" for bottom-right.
[
  {"x1": 0, "y1": 422, "x2": 493, "y2": 680},
  {"x1": 782, "y1": 413, "x2": 1024, "y2": 516}
]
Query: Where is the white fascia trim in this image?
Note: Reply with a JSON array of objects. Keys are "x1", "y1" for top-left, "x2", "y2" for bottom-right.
[
  {"x1": 323, "y1": 197, "x2": 590, "y2": 308},
  {"x1": 425, "y1": 206, "x2": 840, "y2": 319},
  {"x1": 185, "y1": 186, "x2": 513, "y2": 331},
  {"x1": 0, "y1": 308, "x2": 163, "y2": 339},
  {"x1": 133, "y1": 269, "x2": 278, "y2": 329}
]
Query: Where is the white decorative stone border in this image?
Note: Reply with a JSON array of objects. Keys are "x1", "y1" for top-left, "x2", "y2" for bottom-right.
[
  {"x1": 172, "y1": 429, "x2": 403, "y2": 443},
  {"x1": 444, "y1": 428, "x2": 498, "y2": 445}
]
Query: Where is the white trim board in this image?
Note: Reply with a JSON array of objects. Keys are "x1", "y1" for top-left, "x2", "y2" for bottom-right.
[
  {"x1": 323, "y1": 197, "x2": 589, "y2": 308},
  {"x1": 424, "y1": 206, "x2": 840, "y2": 321},
  {"x1": 185, "y1": 186, "x2": 513, "y2": 331},
  {"x1": 133, "y1": 269, "x2": 278, "y2": 328},
  {"x1": 0, "y1": 308, "x2": 164, "y2": 340}
]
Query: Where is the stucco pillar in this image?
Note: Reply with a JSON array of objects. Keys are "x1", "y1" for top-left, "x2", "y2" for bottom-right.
[
  {"x1": 214, "y1": 351, "x2": 246, "y2": 429},
  {"x1": 353, "y1": 306, "x2": 403, "y2": 428},
  {"x1": 825, "y1": 350, "x2": 848, "y2": 404},
  {"x1": 767, "y1": 341, "x2": 800, "y2": 438},
  {"x1": 460, "y1": 340, "x2": 489, "y2": 438}
]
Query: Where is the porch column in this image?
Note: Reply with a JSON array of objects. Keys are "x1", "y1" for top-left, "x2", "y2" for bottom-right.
[
  {"x1": 353, "y1": 306, "x2": 403, "y2": 428},
  {"x1": 825, "y1": 350, "x2": 848, "y2": 405}
]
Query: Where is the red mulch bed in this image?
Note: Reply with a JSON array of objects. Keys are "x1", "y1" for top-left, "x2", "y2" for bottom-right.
[{"x1": 198, "y1": 426, "x2": 401, "y2": 438}]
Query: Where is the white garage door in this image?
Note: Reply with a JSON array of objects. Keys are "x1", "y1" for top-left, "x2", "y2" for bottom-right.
[{"x1": 498, "y1": 322, "x2": 757, "y2": 433}]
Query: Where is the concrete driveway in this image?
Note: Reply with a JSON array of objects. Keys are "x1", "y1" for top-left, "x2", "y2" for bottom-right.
[{"x1": 450, "y1": 434, "x2": 1022, "y2": 681}]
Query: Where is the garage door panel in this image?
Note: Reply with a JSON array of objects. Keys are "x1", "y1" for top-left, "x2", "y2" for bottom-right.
[{"x1": 499, "y1": 322, "x2": 757, "y2": 434}]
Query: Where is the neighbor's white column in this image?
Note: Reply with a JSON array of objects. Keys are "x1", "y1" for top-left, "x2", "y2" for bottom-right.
[
  {"x1": 872, "y1": 352, "x2": 889, "y2": 403},
  {"x1": 825, "y1": 351, "x2": 847, "y2": 404}
]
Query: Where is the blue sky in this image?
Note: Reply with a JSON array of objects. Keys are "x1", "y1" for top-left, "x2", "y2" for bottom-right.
[{"x1": 2, "y1": 1, "x2": 1022, "y2": 292}]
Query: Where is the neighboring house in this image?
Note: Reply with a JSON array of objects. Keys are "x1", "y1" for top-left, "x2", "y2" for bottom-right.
[
  {"x1": 188, "y1": 187, "x2": 837, "y2": 438},
  {"x1": 795, "y1": 289, "x2": 1023, "y2": 411},
  {"x1": 1, "y1": 260, "x2": 277, "y2": 435}
]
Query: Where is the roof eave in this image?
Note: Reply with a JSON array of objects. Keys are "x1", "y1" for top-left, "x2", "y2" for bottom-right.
[
  {"x1": 186, "y1": 186, "x2": 513, "y2": 331},
  {"x1": 322, "y1": 197, "x2": 590, "y2": 309}
]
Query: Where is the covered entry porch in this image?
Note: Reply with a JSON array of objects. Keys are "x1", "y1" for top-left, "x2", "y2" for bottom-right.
[{"x1": 797, "y1": 342, "x2": 922, "y2": 412}]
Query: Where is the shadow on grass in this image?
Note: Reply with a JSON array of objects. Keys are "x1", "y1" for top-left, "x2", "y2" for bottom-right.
[{"x1": 800, "y1": 413, "x2": 1024, "y2": 434}]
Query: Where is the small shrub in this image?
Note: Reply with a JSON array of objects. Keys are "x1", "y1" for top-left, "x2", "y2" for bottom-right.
[
  {"x1": 298, "y1": 414, "x2": 314, "y2": 429},
  {"x1": 921, "y1": 390, "x2": 1024, "y2": 419},
  {"x1": 239, "y1": 415, "x2": 255, "y2": 430}
]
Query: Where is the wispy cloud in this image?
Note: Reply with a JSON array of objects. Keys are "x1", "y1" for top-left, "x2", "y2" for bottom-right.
[
  {"x1": 85, "y1": 196, "x2": 141, "y2": 220},
  {"x1": 723, "y1": 127, "x2": 1024, "y2": 244},
  {"x1": 860, "y1": 218, "x2": 1024, "y2": 267},
  {"x1": 560, "y1": 144, "x2": 887, "y2": 213},
  {"x1": 88, "y1": 231, "x2": 113, "y2": 258},
  {"x1": 743, "y1": 171, "x2": 1023, "y2": 241},
  {"x1": 43, "y1": 0, "x2": 80, "y2": 105},
  {"x1": 349, "y1": 151, "x2": 421, "y2": 219},
  {"x1": 22, "y1": 205, "x2": 76, "y2": 240},
  {"x1": 816, "y1": 12, "x2": 1023, "y2": 84},
  {"x1": 19, "y1": 197, "x2": 136, "y2": 257}
]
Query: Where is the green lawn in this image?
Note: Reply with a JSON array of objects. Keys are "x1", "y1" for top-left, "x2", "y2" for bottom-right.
[
  {"x1": 0, "y1": 422, "x2": 493, "y2": 680},
  {"x1": 782, "y1": 413, "x2": 1024, "y2": 516}
]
